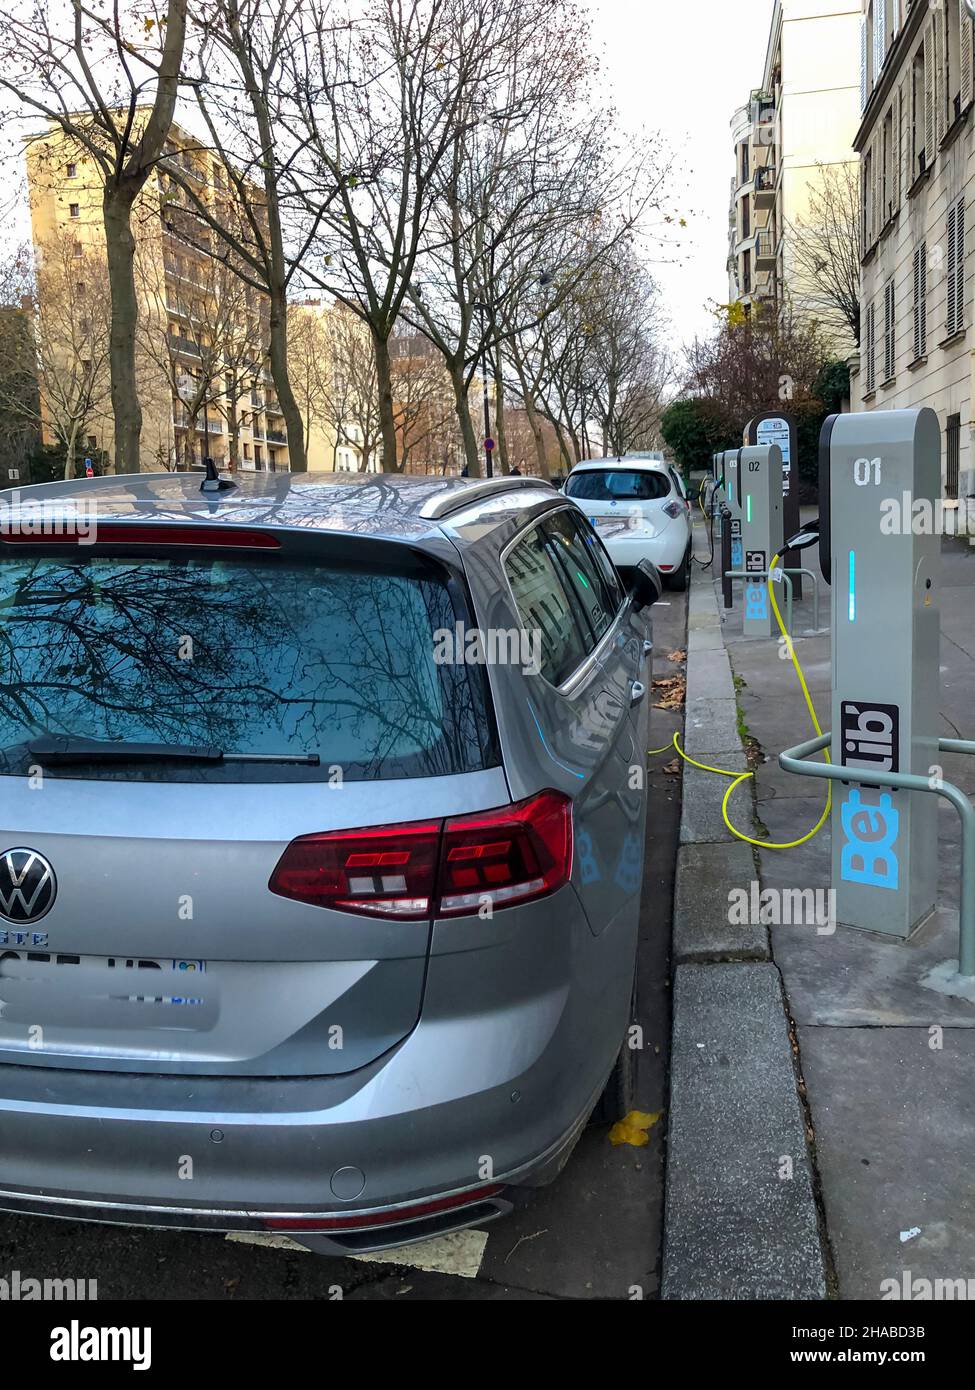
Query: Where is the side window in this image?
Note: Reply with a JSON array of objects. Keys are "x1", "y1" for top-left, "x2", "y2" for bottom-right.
[
  {"x1": 572, "y1": 512, "x2": 624, "y2": 611},
  {"x1": 669, "y1": 467, "x2": 687, "y2": 499},
  {"x1": 505, "y1": 525, "x2": 588, "y2": 685},
  {"x1": 541, "y1": 508, "x2": 619, "y2": 647}
]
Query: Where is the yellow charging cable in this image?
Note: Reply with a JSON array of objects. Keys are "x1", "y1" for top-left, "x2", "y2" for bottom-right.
[{"x1": 653, "y1": 552, "x2": 831, "y2": 850}]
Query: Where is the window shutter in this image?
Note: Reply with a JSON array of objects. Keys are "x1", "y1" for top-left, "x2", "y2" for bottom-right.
[
  {"x1": 866, "y1": 302, "x2": 876, "y2": 394},
  {"x1": 861, "y1": 17, "x2": 868, "y2": 111},
  {"x1": 874, "y1": 3, "x2": 885, "y2": 85},
  {"x1": 884, "y1": 280, "x2": 895, "y2": 382},
  {"x1": 913, "y1": 243, "x2": 927, "y2": 360},
  {"x1": 963, "y1": 0, "x2": 974, "y2": 110},
  {"x1": 957, "y1": 198, "x2": 966, "y2": 332},
  {"x1": 900, "y1": 79, "x2": 911, "y2": 200},
  {"x1": 892, "y1": 97, "x2": 901, "y2": 211},
  {"x1": 947, "y1": 201, "x2": 959, "y2": 335},
  {"x1": 934, "y1": 4, "x2": 946, "y2": 144},
  {"x1": 873, "y1": 130, "x2": 882, "y2": 239},
  {"x1": 925, "y1": 25, "x2": 936, "y2": 164}
]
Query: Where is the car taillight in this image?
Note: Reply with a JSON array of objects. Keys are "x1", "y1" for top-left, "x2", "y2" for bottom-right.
[
  {"x1": 269, "y1": 821, "x2": 441, "y2": 919},
  {"x1": 662, "y1": 501, "x2": 684, "y2": 519},
  {"x1": 268, "y1": 791, "x2": 573, "y2": 920},
  {"x1": 439, "y1": 790, "x2": 572, "y2": 914}
]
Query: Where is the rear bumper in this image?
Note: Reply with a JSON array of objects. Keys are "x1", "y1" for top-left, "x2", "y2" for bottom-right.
[
  {"x1": 601, "y1": 523, "x2": 687, "y2": 572},
  {"x1": 0, "y1": 886, "x2": 637, "y2": 1253}
]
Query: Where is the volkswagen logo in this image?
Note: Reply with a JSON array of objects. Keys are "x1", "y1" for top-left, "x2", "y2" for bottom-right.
[{"x1": 0, "y1": 848, "x2": 56, "y2": 924}]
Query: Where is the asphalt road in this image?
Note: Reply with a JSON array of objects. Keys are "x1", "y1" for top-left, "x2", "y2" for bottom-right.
[{"x1": 0, "y1": 586, "x2": 687, "y2": 1302}]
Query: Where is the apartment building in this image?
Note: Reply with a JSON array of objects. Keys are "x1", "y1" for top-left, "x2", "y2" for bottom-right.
[
  {"x1": 25, "y1": 118, "x2": 292, "y2": 472},
  {"x1": 728, "y1": 0, "x2": 862, "y2": 335},
  {"x1": 854, "y1": 0, "x2": 975, "y2": 498}
]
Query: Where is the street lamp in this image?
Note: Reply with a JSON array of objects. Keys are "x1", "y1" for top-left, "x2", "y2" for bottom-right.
[{"x1": 472, "y1": 299, "x2": 494, "y2": 479}]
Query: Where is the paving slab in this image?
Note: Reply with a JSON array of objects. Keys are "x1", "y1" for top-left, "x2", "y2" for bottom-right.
[
  {"x1": 673, "y1": 841, "x2": 768, "y2": 963},
  {"x1": 684, "y1": 647, "x2": 736, "y2": 704},
  {"x1": 798, "y1": 1025, "x2": 975, "y2": 1300},
  {"x1": 683, "y1": 696, "x2": 741, "y2": 757},
  {"x1": 663, "y1": 962, "x2": 826, "y2": 1300},
  {"x1": 679, "y1": 759, "x2": 749, "y2": 846},
  {"x1": 772, "y1": 907, "x2": 975, "y2": 1028}
]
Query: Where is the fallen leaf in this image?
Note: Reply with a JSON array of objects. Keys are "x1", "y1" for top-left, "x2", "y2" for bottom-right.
[
  {"x1": 608, "y1": 1109, "x2": 663, "y2": 1147},
  {"x1": 666, "y1": 649, "x2": 687, "y2": 663},
  {"x1": 663, "y1": 758, "x2": 681, "y2": 775}
]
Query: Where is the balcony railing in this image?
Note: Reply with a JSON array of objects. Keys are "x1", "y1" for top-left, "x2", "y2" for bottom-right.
[
  {"x1": 755, "y1": 231, "x2": 776, "y2": 264},
  {"x1": 754, "y1": 166, "x2": 777, "y2": 193},
  {"x1": 168, "y1": 333, "x2": 201, "y2": 358},
  {"x1": 267, "y1": 429, "x2": 287, "y2": 444}
]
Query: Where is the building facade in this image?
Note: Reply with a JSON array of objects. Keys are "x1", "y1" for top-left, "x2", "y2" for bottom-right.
[
  {"x1": 26, "y1": 119, "x2": 292, "y2": 472},
  {"x1": 853, "y1": 0, "x2": 975, "y2": 498},
  {"x1": 728, "y1": 0, "x2": 862, "y2": 334}
]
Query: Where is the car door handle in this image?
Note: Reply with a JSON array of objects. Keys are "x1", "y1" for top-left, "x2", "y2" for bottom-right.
[{"x1": 630, "y1": 680, "x2": 646, "y2": 705}]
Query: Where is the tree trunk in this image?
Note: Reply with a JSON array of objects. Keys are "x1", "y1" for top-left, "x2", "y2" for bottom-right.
[
  {"x1": 493, "y1": 349, "x2": 509, "y2": 475},
  {"x1": 374, "y1": 334, "x2": 398, "y2": 471},
  {"x1": 268, "y1": 286, "x2": 305, "y2": 472},
  {"x1": 522, "y1": 395, "x2": 551, "y2": 480},
  {"x1": 103, "y1": 190, "x2": 141, "y2": 474},
  {"x1": 64, "y1": 421, "x2": 79, "y2": 481},
  {"x1": 449, "y1": 363, "x2": 480, "y2": 476}
]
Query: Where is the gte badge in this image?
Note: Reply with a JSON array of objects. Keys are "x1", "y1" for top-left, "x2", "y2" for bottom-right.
[{"x1": 839, "y1": 701, "x2": 901, "y2": 891}]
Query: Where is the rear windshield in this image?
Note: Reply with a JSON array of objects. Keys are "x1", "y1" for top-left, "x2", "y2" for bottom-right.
[
  {"x1": 0, "y1": 551, "x2": 494, "y2": 782},
  {"x1": 565, "y1": 469, "x2": 671, "y2": 502}
]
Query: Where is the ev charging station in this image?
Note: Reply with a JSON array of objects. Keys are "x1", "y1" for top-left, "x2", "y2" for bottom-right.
[
  {"x1": 736, "y1": 443, "x2": 783, "y2": 638},
  {"x1": 722, "y1": 448, "x2": 743, "y2": 573},
  {"x1": 818, "y1": 409, "x2": 940, "y2": 939}
]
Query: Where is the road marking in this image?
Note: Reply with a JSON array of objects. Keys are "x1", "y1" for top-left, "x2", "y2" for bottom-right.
[{"x1": 225, "y1": 1227, "x2": 488, "y2": 1278}]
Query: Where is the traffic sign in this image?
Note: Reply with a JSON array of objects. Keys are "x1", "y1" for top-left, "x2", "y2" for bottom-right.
[{"x1": 484, "y1": 438, "x2": 495, "y2": 451}]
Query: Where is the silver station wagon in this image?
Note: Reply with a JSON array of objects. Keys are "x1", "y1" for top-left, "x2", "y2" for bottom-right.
[{"x1": 0, "y1": 469, "x2": 659, "y2": 1254}]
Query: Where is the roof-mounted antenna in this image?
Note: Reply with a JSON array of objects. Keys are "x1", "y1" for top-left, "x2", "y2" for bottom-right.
[{"x1": 201, "y1": 458, "x2": 235, "y2": 494}]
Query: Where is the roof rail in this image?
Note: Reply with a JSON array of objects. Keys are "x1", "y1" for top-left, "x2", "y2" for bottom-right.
[{"x1": 419, "y1": 475, "x2": 551, "y2": 521}]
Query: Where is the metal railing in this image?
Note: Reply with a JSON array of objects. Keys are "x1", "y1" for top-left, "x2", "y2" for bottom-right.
[
  {"x1": 779, "y1": 733, "x2": 975, "y2": 978},
  {"x1": 723, "y1": 565, "x2": 822, "y2": 633}
]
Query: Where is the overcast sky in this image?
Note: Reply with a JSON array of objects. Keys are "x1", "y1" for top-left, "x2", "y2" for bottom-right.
[{"x1": 587, "y1": 0, "x2": 776, "y2": 354}]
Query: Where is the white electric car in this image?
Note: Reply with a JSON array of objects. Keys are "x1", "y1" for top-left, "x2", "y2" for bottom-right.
[{"x1": 564, "y1": 457, "x2": 692, "y2": 590}]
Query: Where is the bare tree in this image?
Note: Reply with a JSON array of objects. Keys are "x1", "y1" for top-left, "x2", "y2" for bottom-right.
[
  {"x1": 291, "y1": 0, "x2": 539, "y2": 471},
  {"x1": 0, "y1": 0, "x2": 189, "y2": 472},
  {"x1": 0, "y1": 236, "x2": 113, "y2": 479},
  {"x1": 788, "y1": 161, "x2": 862, "y2": 348}
]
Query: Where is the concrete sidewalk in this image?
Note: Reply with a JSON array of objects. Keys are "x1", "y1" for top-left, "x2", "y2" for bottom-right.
[
  {"x1": 666, "y1": 496, "x2": 975, "y2": 1300},
  {"x1": 662, "y1": 509, "x2": 827, "y2": 1300}
]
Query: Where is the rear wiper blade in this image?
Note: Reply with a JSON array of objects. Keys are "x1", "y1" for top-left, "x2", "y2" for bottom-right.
[
  {"x1": 27, "y1": 736, "x2": 224, "y2": 764},
  {"x1": 23, "y1": 736, "x2": 320, "y2": 766}
]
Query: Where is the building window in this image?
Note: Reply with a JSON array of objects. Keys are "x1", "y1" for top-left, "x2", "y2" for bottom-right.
[
  {"x1": 741, "y1": 196, "x2": 750, "y2": 240},
  {"x1": 87, "y1": 435, "x2": 97, "y2": 451},
  {"x1": 882, "y1": 109, "x2": 893, "y2": 222},
  {"x1": 947, "y1": 195, "x2": 966, "y2": 336},
  {"x1": 947, "y1": 414, "x2": 961, "y2": 499},
  {"x1": 865, "y1": 301, "x2": 877, "y2": 394},
  {"x1": 72, "y1": 241, "x2": 82, "y2": 258},
  {"x1": 913, "y1": 242, "x2": 927, "y2": 360},
  {"x1": 883, "y1": 279, "x2": 896, "y2": 381},
  {"x1": 742, "y1": 249, "x2": 751, "y2": 294},
  {"x1": 66, "y1": 162, "x2": 77, "y2": 178},
  {"x1": 69, "y1": 203, "x2": 79, "y2": 219}
]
